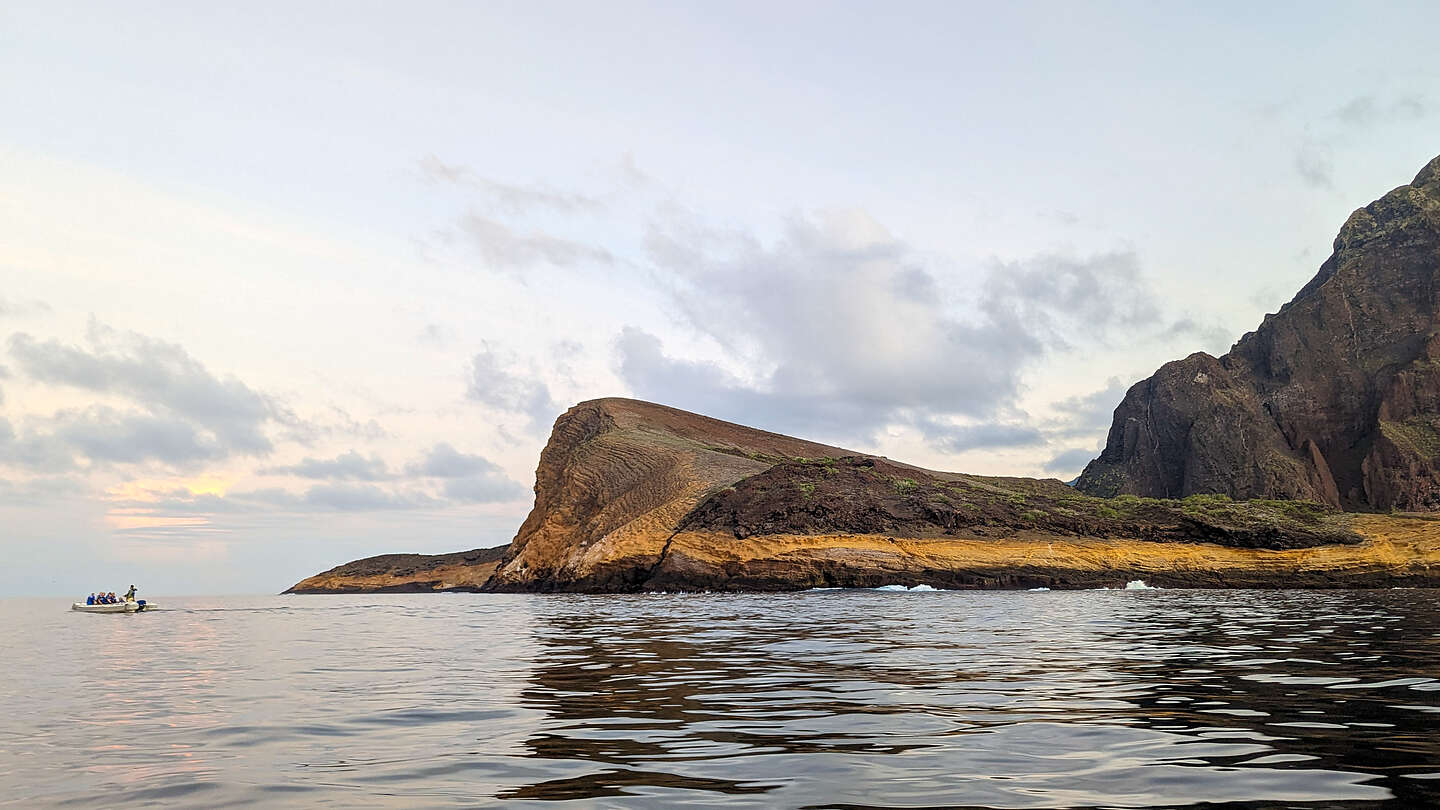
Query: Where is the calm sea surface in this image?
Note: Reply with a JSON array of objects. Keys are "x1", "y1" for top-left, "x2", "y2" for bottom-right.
[{"x1": 3, "y1": 589, "x2": 1440, "y2": 809}]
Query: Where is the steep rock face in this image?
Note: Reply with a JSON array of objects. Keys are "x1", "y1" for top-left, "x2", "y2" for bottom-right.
[
  {"x1": 293, "y1": 398, "x2": 1440, "y2": 592},
  {"x1": 483, "y1": 398, "x2": 850, "y2": 591},
  {"x1": 1077, "y1": 155, "x2": 1440, "y2": 510},
  {"x1": 478, "y1": 397, "x2": 1440, "y2": 592}
]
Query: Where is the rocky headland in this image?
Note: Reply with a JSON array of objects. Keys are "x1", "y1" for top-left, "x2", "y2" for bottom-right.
[
  {"x1": 287, "y1": 154, "x2": 1440, "y2": 594},
  {"x1": 288, "y1": 396, "x2": 1440, "y2": 593},
  {"x1": 1076, "y1": 155, "x2": 1440, "y2": 510},
  {"x1": 284, "y1": 545, "x2": 507, "y2": 593}
]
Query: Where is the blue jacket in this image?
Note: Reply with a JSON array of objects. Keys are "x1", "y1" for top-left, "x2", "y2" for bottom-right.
[{"x1": 86, "y1": 595, "x2": 95, "y2": 605}]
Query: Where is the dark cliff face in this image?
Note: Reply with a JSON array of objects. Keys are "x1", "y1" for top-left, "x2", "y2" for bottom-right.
[
  {"x1": 287, "y1": 397, "x2": 1440, "y2": 593},
  {"x1": 1077, "y1": 155, "x2": 1440, "y2": 510}
]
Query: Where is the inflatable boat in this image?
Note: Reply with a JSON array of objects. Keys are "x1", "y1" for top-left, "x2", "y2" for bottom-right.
[{"x1": 71, "y1": 600, "x2": 153, "y2": 613}]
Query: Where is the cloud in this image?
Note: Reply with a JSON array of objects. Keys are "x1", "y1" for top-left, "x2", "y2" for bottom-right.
[
  {"x1": 299, "y1": 483, "x2": 440, "y2": 511},
  {"x1": 441, "y1": 475, "x2": 528, "y2": 504},
  {"x1": 409, "y1": 443, "x2": 529, "y2": 504},
  {"x1": 918, "y1": 419, "x2": 1046, "y2": 453},
  {"x1": 982, "y1": 251, "x2": 1163, "y2": 345},
  {"x1": 117, "y1": 448, "x2": 526, "y2": 515},
  {"x1": 1160, "y1": 318, "x2": 1233, "y2": 354},
  {"x1": 1046, "y1": 377, "x2": 1130, "y2": 440},
  {"x1": 407, "y1": 442, "x2": 495, "y2": 478},
  {"x1": 1043, "y1": 447, "x2": 1098, "y2": 476},
  {"x1": 1333, "y1": 94, "x2": 1427, "y2": 128},
  {"x1": 1295, "y1": 142, "x2": 1334, "y2": 189},
  {"x1": 467, "y1": 347, "x2": 561, "y2": 432},
  {"x1": 211, "y1": 484, "x2": 441, "y2": 512},
  {"x1": 617, "y1": 153, "x2": 650, "y2": 188},
  {"x1": 0, "y1": 297, "x2": 52, "y2": 318},
  {"x1": 619, "y1": 209, "x2": 1181, "y2": 446},
  {"x1": 0, "y1": 475, "x2": 90, "y2": 504},
  {"x1": 262, "y1": 450, "x2": 391, "y2": 481},
  {"x1": 418, "y1": 322, "x2": 451, "y2": 346},
  {"x1": 46, "y1": 407, "x2": 222, "y2": 464},
  {"x1": 0, "y1": 416, "x2": 74, "y2": 472},
  {"x1": 8, "y1": 325, "x2": 278, "y2": 458},
  {"x1": 614, "y1": 327, "x2": 886, "y2": 440},
  {"x1": 1, "y1": 408, "x2": 232, "y2": 470},
  {"x1": 456, "y1": 213, "x2": 613, "y2": 271},
  {"x1": 419, "y1": 155, "x2": 604, "y2": 214}
]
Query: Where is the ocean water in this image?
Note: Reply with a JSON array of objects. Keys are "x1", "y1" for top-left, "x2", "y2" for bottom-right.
[{"x1": 3, "y1": 590, "x2": 1439, "y2": 809}]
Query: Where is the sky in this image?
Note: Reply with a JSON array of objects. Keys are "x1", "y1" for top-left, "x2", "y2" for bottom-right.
[{"x1": 2, "y1": 1, "x2": 1438, "y2": 595}]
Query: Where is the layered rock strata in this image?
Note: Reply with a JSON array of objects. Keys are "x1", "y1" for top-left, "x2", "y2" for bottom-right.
[
  {"x1": 477, "y1": 399, "x2": 1437, "y2": 591},
  {"x1": 284, "y1": 545, "x2": 508, "y2": 593},
  {"x1": 289, "y1": 398, "x2": 1440, "y2": 592}
]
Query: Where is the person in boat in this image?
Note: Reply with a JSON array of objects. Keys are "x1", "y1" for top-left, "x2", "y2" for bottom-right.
[
  {"x1": 125, "y1": 585, "x2": 137, "y2": 602},
  {"x1": 86, "y1": 593, "x2": 96, "y2": 605},
  {"x1": 109, "y1": 592, "x2": 118, "y2": 603}
]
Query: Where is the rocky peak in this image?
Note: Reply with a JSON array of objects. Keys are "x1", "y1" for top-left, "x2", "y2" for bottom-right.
[{"x1": 1077, "y1": 153, "x2": 1440, "y2": 510}]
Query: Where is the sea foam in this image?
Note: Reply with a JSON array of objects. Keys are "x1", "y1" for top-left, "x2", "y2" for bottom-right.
[{"x1": 875, "y1": 584, "x2": 939, "y2": 592}]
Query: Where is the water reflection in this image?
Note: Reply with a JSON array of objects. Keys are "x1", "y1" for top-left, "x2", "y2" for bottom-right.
[
  {"x1": 2, "y1": 590, "x2": 1439, "y2": 808},
  {"x1": 507, "y1": 591, "x2": 1440, "y2": 808}
]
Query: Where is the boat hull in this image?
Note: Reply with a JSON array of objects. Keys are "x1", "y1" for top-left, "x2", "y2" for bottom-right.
[{"x1": 71, "y1": 601, "x2": 154, "y2": 613}]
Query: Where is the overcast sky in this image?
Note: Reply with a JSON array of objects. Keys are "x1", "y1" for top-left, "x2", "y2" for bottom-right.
[{"x1": 3, "y1": 1, "x2": 1438, "y2": 595}]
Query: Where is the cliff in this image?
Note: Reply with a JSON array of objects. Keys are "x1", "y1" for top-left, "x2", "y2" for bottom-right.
[
  {"x1": 288, "y1": 398, "x2": 1440, "y2": 592},
  {"x1": 479, "y1": 398, "x2": 1439, "y2": 592},
  {"x1": 483, "y1": 397, "x2": 852, "y2": 591},
  {"x1": 283, "y1": 545, "x2": 508, "y2": 593},
  {"x1": 1076, "y1": 154, "x2": 1440, "y2": 510}
]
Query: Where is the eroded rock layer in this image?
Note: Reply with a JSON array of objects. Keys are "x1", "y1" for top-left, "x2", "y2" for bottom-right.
[
  {"x1": 292, "y1": 398, "x2": 1440, "y2": 593},
  {"x1": 284, "y1": 545, "x2": 508, "y2": 593},
  {"x1": 478, "y1": 398, "x2": 1438, "y2": 592},
  {"x1": 483, "y1": 398, "x2": 851, "y2": 592},
  {"x1": 1076, "y1": 155, "x2": 1440, "y2": 511}
]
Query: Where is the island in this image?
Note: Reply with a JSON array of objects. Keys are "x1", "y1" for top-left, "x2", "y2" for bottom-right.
[{"x1": 287, "y1": 154, "x2": 1440, "y2": 594}]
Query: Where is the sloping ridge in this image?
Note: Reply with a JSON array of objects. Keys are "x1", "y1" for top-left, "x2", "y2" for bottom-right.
[
  {"x1": 480, "y1": 398, "x2": 1440, "y2": 593},
  {"x1": 284, "y1": 545, "x2": 508, "y2": 593},
  {"x1": 482, "y1": 397, "x2": 854, "y2": 591},
  {"x1": 1076, "y1": 154, "x2": 1440, "y2": 511},
  {"x1": 289, "y1": 396, "x2": 1440, "y2": 593}
]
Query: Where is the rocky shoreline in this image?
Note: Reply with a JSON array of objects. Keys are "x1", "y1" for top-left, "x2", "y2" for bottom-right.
[
  {"x1": 286, "y1": 154, "x2": 1440, "y2": 595},
  {"x1": 286, "y1": 398, "x2": 1440, "y2": 594}
]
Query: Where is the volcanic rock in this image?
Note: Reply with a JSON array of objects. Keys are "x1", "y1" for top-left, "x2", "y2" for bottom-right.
[
  {"x1": 283, "y1": 545, "x2": 508, "y2": 593},
  {"x1": 478, "y1": 398, "x2": 1439, "y2": 592},
  {"x1": 290, "y1": 398, "x2": 1440, "y2": 592},
  {"x1": 1076, "y1": 154, "x2": 1440, "y2": 510}
]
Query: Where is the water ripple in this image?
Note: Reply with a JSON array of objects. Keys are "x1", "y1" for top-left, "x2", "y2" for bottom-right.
[{"x1": 2, "y1": 589, "x2": 1439, "y2": 807}]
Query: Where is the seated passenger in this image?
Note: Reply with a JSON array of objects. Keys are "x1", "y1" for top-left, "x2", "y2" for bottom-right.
[{"x1": 86, "y1": 593, "x2": 96, "y2": 605}]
